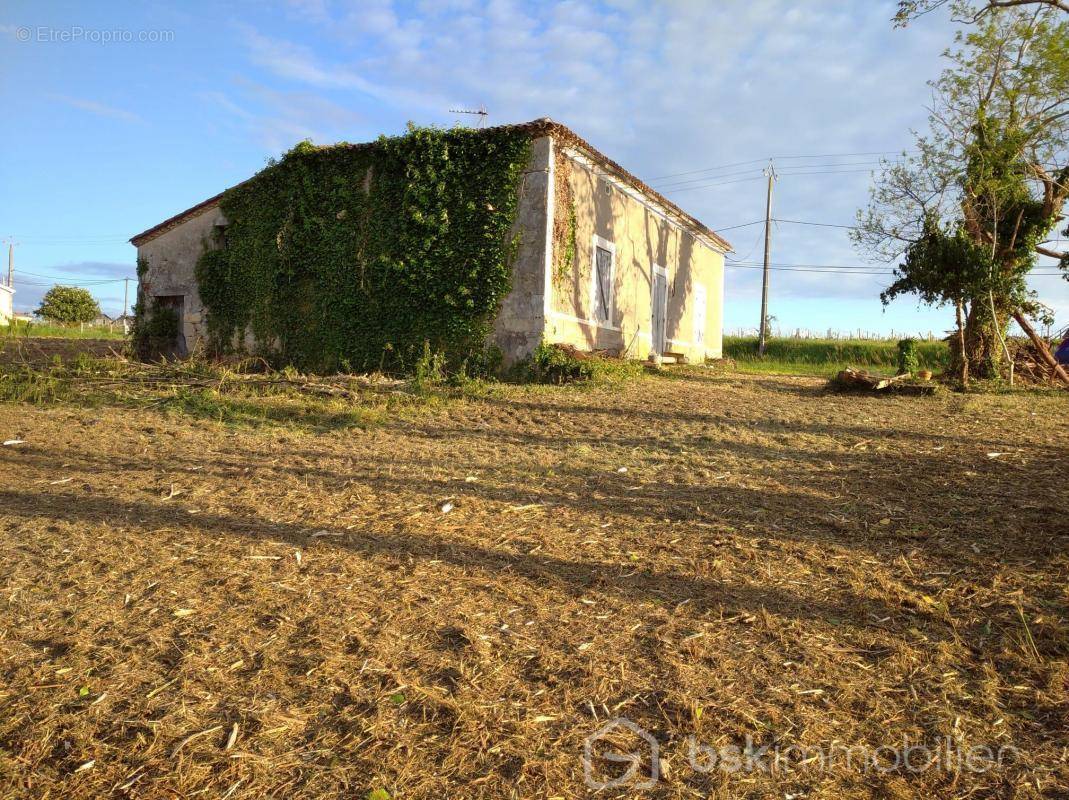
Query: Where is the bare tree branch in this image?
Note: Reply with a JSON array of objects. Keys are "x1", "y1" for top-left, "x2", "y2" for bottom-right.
[{"x1": 1036, "y1": 245, "x2": 1068, "y2": 258}]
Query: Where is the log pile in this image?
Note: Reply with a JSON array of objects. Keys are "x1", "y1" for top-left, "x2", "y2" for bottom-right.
[{"x1": 829, "y1": 368, "x2": 937, "y2": 395}]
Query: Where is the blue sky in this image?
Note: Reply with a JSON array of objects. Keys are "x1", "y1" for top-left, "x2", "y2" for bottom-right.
[{"x1": 1, "y1": 0, "x2": 1066, "y2": 335}]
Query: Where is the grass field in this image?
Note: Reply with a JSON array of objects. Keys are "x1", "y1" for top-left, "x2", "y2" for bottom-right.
[
  {"x1": 0, "y1": 349, "x2": 1066, "y2": 799},
  {"x1": 1, "y1": 320, "x2": 127, "y2": 340},
  {"x1": 724, "y1": 336, "x2": 950, "y2": 377}
]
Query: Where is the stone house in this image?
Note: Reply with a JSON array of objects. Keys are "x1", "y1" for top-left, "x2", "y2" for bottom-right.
[{"x1": 131, "y1": 119, "x2": 731, "y2": 365}]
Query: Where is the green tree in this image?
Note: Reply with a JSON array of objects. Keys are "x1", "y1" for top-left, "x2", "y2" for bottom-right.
[
  {"x1": 894, "y1": 0, "x2": 1068, "y2": 27},
  {"x1": 36, "y1": 286, "x2": 101, "y2": 325},
  {"x1": 855, "y1": 5, "x2": 1069, "y2": 384}
]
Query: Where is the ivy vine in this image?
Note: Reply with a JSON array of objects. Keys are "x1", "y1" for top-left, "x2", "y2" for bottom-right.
[
  {"x1": 551, "y1": 151, "x2": 578, "y2": 287},
  {"x1": 194, "y1": 124, "x2": 532, "y2": 373}
]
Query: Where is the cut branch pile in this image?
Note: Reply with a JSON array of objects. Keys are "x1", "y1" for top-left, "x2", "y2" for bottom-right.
[
  {"x1": 828, "y1": 368, "x2": 937, "y2": 395},
  {"x1": 1008, "y1": 337, "x2": 1069, "y2": 387}
]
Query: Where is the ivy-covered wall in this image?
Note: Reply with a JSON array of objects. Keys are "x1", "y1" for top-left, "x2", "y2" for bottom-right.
[{"x1": 193, "y1": 125, "x2": 533, "y2": 373}]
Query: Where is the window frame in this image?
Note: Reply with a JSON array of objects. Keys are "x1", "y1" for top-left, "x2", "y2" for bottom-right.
[{"x1": 589, "y1": 235, "x2": 616, "y2": 328}]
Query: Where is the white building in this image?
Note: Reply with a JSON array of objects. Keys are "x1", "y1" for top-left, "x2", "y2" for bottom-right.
[{"x1": 0, "y1": 283, "x2": 12, "y2": 325}]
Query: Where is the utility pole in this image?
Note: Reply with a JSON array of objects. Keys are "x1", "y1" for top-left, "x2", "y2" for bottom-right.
[
  {"x1": 4, "y1": 239, "x2": 14, "y2": 288},
  {"x1": 122, "y1": 277, "x2": 132, "y2": 334},
  {"x1": 757, "y1": 161, "x2": 776, "y2": 356}
]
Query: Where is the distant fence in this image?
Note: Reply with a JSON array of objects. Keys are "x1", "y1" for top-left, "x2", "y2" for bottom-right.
[
  {"x1": 33, "y1": 317, "x2": 130, "y2": 333},
  {"x1": 2, "y1": 318, "x2": 129, "y2": 340},
  {"x1": 728, "y1": 328, "x2": 941, "y2": 341},
  {"x1": 724, "y1": 335, "x2": 950, "y2": 370}
]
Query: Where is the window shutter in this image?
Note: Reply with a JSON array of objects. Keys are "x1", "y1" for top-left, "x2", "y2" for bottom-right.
[{"x1": 595, "y1": 246, "x2": 612, "y2": 322}]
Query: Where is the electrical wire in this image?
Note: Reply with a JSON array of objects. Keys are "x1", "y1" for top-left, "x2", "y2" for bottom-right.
[
  {"x1": 711, "y1": 219, "x2": 766, "y2": 233},
  {"x1": 653, "y1": 159, "x2": 898, "y2": 190},
  {"x1": 15, "y1": 268, "x2": 131, "y2": 282},
  {"x1": 725, "y1": 263, "x2": 1065, "y2": 276},
  {"x1": 657, "y1": 166, "x2": 896, "y2": 195},
  {"x1": 663, "y1": 174, "x2": 771, "y2": 193},
  {"x1": 648, "y1": 150, "x2": 912, "y2": 182},
  {"x1": 771, "y1": 218, "x2": 858, "y2": 229}
]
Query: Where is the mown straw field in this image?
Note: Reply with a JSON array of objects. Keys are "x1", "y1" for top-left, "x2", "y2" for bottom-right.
[{"x1": 0, "y1": 361, "x2": 1066, "y2": 799}]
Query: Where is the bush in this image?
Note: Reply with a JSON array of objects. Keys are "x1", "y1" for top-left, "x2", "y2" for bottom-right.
[
  {"x1": 897, "y1": 338, "x2": 920, "y2": 375},
  {"x1": 528, "y1": 342, "x2": 641, "y2": 385},
  {"x1": 36, "y1": 286, "x2": 100, "y2": 325},
  {"x1": 132, "y1": 301, "x2": 180, "y2": 360},
  {"x1": 412, "y1": 340, "x2": 446, "y2": 392}
]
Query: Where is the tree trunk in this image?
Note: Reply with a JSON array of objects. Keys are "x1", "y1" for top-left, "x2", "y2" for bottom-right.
[
  {"x1": 958, "y1": 298, "x2": 1012, "y2": 380},
  {"x1": 954, "y1": 300, "x2": 969, "y2": 388}
]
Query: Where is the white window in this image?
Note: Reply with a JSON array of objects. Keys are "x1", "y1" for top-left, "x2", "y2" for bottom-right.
[{"x1": 590, "y1": 235, "x2": 615, "y2": 326}]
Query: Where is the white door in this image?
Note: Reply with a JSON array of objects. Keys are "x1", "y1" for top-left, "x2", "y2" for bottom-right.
[
  {"x1": 651, "y1": 267, "x2": 668, "y2": 355},
  {"x1": 693, "y1": 283, "x2": 707, "y2": 356}
]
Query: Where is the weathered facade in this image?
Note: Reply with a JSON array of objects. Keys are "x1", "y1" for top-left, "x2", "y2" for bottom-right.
[{"x1": 131, "y1": 120, "x2": 730, "y2": 365}]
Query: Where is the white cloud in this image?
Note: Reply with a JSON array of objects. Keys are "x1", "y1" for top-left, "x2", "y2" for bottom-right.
[
  {"x1": 238, "y1": 24, "x2": 441, "y2": 111},
  {"x1": 225, "y1": 1, "x2": 1069, "y2": 329},
  {"x1": 53, "y1": 95, "x2": 143, "y2": 124},
  {"x1": 204, "y1": 81, "x2": 368, "y2": 151}
]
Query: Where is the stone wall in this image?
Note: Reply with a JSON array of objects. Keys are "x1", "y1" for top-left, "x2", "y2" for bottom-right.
[
  {"x1": 490, "y1": 135, "x2": 552, "y2": 364},
  {"x1": 136, "y1": 204, "x2": 227, "y2": 353}
]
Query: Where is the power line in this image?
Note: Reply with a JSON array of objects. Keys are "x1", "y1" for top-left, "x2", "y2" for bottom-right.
[
  {"x1": 657, "y1": 165, "x2": 898, "y2": 195},
  {"x1": 652, "y1": 161, "x2": 896, "y2": 192},
  {"x1": 726, "y1": 263, "x2": 1066, "y2": 276},
  {"x1": 711, "y1": 219, "x2": 766, "y2": 233},
  {"x1": 13, "y1": 278, "x2": 131, "y2": 288},
  {"x1": 649, "y1": 157, "x2": 770, "y2": 182},
  {"x1": 11, "y1": 242, "x2": 131, "y2": 247},
  {"x1": 653, "y1": 166, "x2": 769, "y2": 190},
  {"x1": 15, "y1": 236, "x2": 130, "y2": 242},
  {"x1": 774, "y1": 150, "x2": 913, "y2": 160},
  {"x1": 663, "y1": 174, "x2": 771, "y2": 194},
  {"x1": 728, "y1": 264, "x2": 892, "y2": 274},
  {"x1": 15, "y1": 268, "x2": 131, "y2": 282},
  {"x1": 772, "y1": 218, "x2": 858, "y2": 230},
  {"x1": 775, "y1": 167, "x2": 889, "y2": 177},
  {"x1": 725, "y1": 224, "x2": 768, "y2": 263},
  {"x1": 648, "y1": 150, "x2": 912, "y2": 182}
]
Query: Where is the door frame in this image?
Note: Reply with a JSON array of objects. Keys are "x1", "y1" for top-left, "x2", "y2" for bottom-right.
[{"x1": 651, "y1": 264, "x2": 668, "y2": 356}]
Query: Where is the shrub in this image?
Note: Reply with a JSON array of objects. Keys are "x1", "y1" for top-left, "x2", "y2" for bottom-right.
[
  {"x1": 897, "y1": 338, "x2": 920, "y2": 375},
  {"x1": 528, "y1": 342, "x2": 640, "y2": 385},
  {"x1": 132, "y1": 301, "x2": 180, "y2": 360},
  {"x1": 412, "y1": 340, "x2": 446, "y2": 393}
]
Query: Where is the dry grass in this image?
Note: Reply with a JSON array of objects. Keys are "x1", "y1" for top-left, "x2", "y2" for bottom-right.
[{"x1": 0, "y1": 360, "x2": 1066, "y2": 799}]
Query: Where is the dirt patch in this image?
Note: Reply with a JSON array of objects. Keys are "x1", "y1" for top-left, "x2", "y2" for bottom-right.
[
  {"x1": 0, "y1": 337, "x2": 126, "y2": 366},
  {"x1": 0, "y1": 367, "x2": 1066, "y2": 798}
]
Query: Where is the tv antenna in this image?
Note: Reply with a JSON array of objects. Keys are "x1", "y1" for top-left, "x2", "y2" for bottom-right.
[{"x1": 449, "y1": 105, "x2": 488, "y2": 128}]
